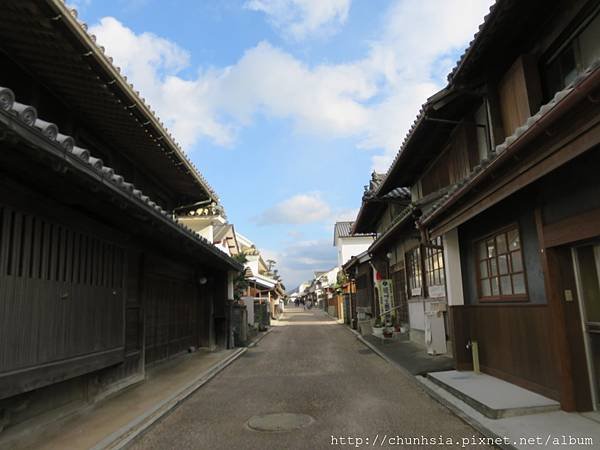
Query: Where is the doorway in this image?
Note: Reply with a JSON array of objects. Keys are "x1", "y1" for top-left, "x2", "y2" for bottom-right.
[{"x1": 572, "y1": 244, "x2": 600, "y2": 410}]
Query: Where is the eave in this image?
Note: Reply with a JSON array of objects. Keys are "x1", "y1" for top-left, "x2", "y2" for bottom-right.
[
  {"x1": 421, "y1": 60, "x2": 600, "y2": 233},
  {"x1": 352, "y1": 200, "x2": 385, "y2": 234},
  {"x1": 376, "y1": 88, "x2": 479, "y2": 196},
  {"x1": 0, "y1": 0, "x2": 217, "y2": 205}
]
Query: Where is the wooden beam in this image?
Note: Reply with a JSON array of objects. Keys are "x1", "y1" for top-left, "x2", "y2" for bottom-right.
[
  {"x1": 543, "y1": 208, "x2": 600, "y2": 248},
  {"x1": 535, "y1": 209, "x2": 577, "y2": 411},
  {"x1": 0, "y1": 347, "x2": 124, "y2": 400}
]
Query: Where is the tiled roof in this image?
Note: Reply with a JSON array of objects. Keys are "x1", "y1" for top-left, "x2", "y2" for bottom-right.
[
  {"x1": 0, "y1": 85, "x2": 242, "y2": 271},
  {"x1": 421, "y1": 58, "x2": 600, "y2": 227},
  {"x1": 334, "y1": 221, "x2": 354, "y2": 239},
  {"x1": 380, "y1": 187, "x2": 411, "y2": 200},
  {"x1": 334, "y1": 221, "x2": 373, "y2": 242},
  {"x1": 369, "y1": 205, "x2": 415, "y2": 253},
  {"x1": 373, "y1": 96, "x2": 438, "y2": 197},
  {"x1": 446, "y1": 1, "x2": 501, "y2": 82},
  {"x1": 213, "y1": 224, "x2": 232, "y2": 243},
  {"x1": 362, "y1": 171, "x2": 386, "y2": 201}
]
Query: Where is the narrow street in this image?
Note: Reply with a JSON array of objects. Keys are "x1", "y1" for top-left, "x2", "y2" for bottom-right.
[
  {"x1": 131, "y1": 308, "x2": 493, "y2": 450},
  {"x1": 2, "y1": 3, "x2": 600, "y2": 449}
]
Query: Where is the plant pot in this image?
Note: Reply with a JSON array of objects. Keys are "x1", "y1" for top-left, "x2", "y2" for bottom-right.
[{"x1": 372, "y1": 326, "x2": 384, "y2": 337}]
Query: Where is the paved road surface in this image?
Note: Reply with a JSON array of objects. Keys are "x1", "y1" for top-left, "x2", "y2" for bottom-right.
[{"x1": 131, "y1": 307, "x2": 494, "y2": 450}]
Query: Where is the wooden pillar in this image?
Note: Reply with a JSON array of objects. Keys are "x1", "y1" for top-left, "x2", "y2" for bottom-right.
[
  {"x1": 443, "y1": 228, "x2": 470, "y2": 369},
  {"x1": 535, "y1": 209, "x2": 591, "y2": 411}
]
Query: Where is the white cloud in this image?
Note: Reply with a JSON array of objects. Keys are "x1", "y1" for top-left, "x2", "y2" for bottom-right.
[
  {"x1": 255, "y1": 192, "x2": 331, "y2": 225},
  {"x1": 212, "y1": 42, "x2": 374, "y2": 136},
  {"x1": 244, "y1": 0, "x2": 351, "y2": 40},
  {"x1": 254, "y1": 193, "x2": 359, "y2": 226},
  {"x1": 89, "y1": 17, "x2": 233, "y2": 147},
  {"x1": 90, "y1": 0, "x2": 493, "y2": 170},
  {"x1": 331, "y1": 207, "x2": 359, "y2": 223},
  {"x1": 355, "y1": 0, "x2": 495, "y2": 170},
  {"x1": 68, "y1": 0, "x2": 92, "y2": 13}
]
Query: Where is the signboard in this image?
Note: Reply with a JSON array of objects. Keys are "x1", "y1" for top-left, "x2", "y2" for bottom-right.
[
  {"x1": 377, "y1": 279, "x2": 395, "y2": 325},
  {"x1": 428, "y1": 285, "x2": 446, "y2": 298}
]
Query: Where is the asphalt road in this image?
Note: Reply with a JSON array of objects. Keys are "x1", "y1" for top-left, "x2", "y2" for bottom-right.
[{"x1": 130, "y1": 307, "x2": 495, "y2": 450}]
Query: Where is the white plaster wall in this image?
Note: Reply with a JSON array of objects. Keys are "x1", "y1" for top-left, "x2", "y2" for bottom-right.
[
  {"x1": 325, "y1": 267, "x2": 340, "y2": 286},
  {"x1": 245, "y1": 255, "x2": 260, "y2": 275},
  {"x1": 408, "y1": 301, "x2": 425, "y2": 331},
  {"x1": 443, "y1": 228, "x2": 464, "y2": 306},
  {"x1": 196, "y1": 224, "x2": 213, "y2": 242},
  {"x1": 337, "y1": 237, "x2": 374, "y2": 266},
  {"x1": 242, "y1": 297, "x2": 255, "y2": 325},
  {"x1": 227, "y1": 271, "x2": 235, "y2": 300}
]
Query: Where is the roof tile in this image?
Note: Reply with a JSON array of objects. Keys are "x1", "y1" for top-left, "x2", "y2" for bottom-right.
[{"x1": 0, "y1": 84, "x2": 241, "y2": 271}]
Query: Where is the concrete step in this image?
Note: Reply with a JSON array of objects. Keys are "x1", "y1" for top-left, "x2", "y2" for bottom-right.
[{"x1": 427, "y1": 370, "x2": 560, "y2": 419}]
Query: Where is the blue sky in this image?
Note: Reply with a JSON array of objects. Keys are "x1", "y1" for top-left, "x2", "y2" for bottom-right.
[{"x1": 72, "y1": 0, "x2": 493, "y2": 289}]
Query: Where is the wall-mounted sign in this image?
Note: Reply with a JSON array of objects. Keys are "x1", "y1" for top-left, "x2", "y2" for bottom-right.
[
  {"x1": 428, "y1": 285, "x2": 446, "y2": 298},
  {"x1": 411, "y1": 287, "x2": 422, "y2": 297}
]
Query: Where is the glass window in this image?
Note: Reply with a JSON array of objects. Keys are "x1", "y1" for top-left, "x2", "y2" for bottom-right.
[
  {"x1": 425, "y1": 237, "x2": 445, "y2": 289},
  {"x1": 476, "y1": 225, "x2": 528, "y2": 301},
  {"x1": 474, "y1": 101, "x2": 491, "y2": 161},
  {"x1": 546, "y1": 12, "x2": 600, "y2": 97}
]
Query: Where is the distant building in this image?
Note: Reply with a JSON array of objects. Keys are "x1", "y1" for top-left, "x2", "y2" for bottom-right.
[
  {"x1": 333, "y1": 221, "x2": 375, "y2": 266},
  {"x1": 177, "y1": 206, "x2": 240, "y2": 257}
]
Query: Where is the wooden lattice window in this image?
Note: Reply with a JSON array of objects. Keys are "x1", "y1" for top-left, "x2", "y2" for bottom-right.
[
  {"x1": 406, "y1": 246, "x2": 422, "y2": 297},
  {"x1": 476, "y1": 225, "x2": 527, "y2": 301}
]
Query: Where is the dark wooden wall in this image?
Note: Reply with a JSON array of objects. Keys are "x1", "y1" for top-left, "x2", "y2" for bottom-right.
[
  {"x1": 451, "y1": 304, "x2": 560, "y2": 400},
  {"x1": 391, "y1": 267, "x2": 408, "y2": 323},
  {"x1": 0, "y1": 190, "x2": 125, "y2": 400},
  {"x1": 451, "y1": 150, "x2": 600, "y2": 409},
  {"x1": 354, "y1": 262, "x2": 374, "y2": 311},
  {"x1": 143, "y1": 256, "x2": 200, "y2": 365}
]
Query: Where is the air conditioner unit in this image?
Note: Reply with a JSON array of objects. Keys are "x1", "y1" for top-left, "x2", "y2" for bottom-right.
[{"x1": 424, "y1": 301, "x2": 447, "y2": 355}]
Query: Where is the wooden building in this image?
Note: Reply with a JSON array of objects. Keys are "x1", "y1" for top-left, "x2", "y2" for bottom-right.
[
  {"x1": 0, "y1": 0, "x2": 241, "y2": 436},
  {"x1": 375, "y1": 0, "x2": 600, "y2": 411},
  {"x1": 352, "y1": 174, "x2": 413, "y2": 335},
  {"x1": 342, "y1": 250, "x2": 375, "y2": 331}
]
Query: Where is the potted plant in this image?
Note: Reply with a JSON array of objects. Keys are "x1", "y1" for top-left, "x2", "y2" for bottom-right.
[
  {"x1": 383, "y1": 326, "x2": 394, "y2": 338},
  {"x1": 372, "y1": 317, "x2": 384, "y2": 338}
]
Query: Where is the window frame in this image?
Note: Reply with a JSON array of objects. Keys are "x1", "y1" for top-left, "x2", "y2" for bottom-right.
[
  {"x1": 543, "y1": 6, "x2": 600, "y2": 99},
  {"x1": 474, "y1": 223, "x2": 529, "y2": 303},
  {"x1": 424, "y1": 236, "x2": 445, "y2": 293},
  {"x1": 406, "y1": 245, "x2": 422, "y2": 298}
]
